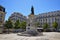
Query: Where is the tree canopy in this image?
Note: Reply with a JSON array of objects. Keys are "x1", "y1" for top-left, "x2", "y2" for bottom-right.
[
  {"x1": 4, "y1": 19, "x2": 13, "y2": 29},
  {"x1": 43, "y1": 23, "x2": 48, "y2": 29},
  {"x1": 35, "y1": 22, "x2": 40, "y2": 27},
  {"x1": 52, "y1": 21, "x2": 58, "y2": 29},
  {"x1": 14, "y1": 20, "x2": 21, "y2": 29},
  {"x1": 21, "y1": 21, "x2": 26, "y2": 29}
]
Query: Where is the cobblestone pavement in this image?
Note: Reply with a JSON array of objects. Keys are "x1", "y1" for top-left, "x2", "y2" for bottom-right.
[{"x1": 0, "y1": 32, "x2": 60, "y2": 40}]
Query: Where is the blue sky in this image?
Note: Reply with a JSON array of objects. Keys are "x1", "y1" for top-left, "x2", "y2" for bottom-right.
[{"x1": 0, "y1": 0, "x2": 60, "y2": 20}]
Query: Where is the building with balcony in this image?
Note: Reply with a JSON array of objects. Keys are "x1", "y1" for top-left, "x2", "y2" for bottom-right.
[
  {"x1": 36, "y1": 10, "x2": 60, "y2": 29},
  {"x1": 9, "y1": 12, "x2": 27, "y2": 23},
  {"x1": 0, "y1": 5, "x2": 6, "y2": 33}
]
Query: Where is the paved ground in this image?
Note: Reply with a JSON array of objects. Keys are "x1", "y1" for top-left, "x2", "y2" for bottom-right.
[{"x1": 0, "y1": 32, "x2": 60, "y2": 40}]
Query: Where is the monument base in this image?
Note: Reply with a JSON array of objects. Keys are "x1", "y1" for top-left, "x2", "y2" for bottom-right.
[
  {"x1": 17, "y1": 26, "x2": 43, "y2": 36},
  {"x1": 17, "y1": 30, "x2": 43, "y2": 36}
]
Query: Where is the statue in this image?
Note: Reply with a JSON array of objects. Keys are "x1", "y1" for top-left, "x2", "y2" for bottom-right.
[
  {"x1": 26, "y1": 6, "x2": 36, "y2": 31},
  {"x1": 31, "y1": 6, "x2": 34, "y2": 15},
  {"x1": 26, "y1": 6, "x2": 41, "y2": 36}
]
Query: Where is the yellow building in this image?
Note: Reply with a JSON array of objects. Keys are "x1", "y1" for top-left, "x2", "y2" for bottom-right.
[{"x1": 0, "y1": 5, "x2": 6, "y2": 33}]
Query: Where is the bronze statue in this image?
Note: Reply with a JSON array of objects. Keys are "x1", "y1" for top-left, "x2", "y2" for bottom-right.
[{"x1": 31, "y1": 6, "x2": 34, "y2": 15}]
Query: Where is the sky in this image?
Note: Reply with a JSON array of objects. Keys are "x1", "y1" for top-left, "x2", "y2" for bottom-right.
[{"x1": 0, "y1": 0, "x2": 60, "y2": 20}]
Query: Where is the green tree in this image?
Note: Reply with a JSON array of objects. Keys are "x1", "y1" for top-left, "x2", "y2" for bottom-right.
[
  {"x1": 4, "y1": 19, "x2": 13, "y2": 33},
  {"x1": 14, "y1": 20, "x2": 21, "y2": 29},
  {"x1": 35, "y1": 22, "x2": 40, "y2": 27},
  {"x1": 43, "y1": 23, "x2": 48, "y2": 31},
  {"x1": 21, "y1": 21, "x2": 26, "y2": 29},
  {"x1": 52, "y1": 21, "x2": 58, "y2": 30}
]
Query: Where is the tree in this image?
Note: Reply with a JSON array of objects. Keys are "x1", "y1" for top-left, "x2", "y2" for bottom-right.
[
  {"x1": 4, "y1": 19, "x2": 13, "y2": 33},
  {"x1": 21, "y1": 21, "x2": 26, "y2": 29},
  {"x1": 43, "y1": 23, "x2": 48, "y2": 31},
  {"x1": 14, "y1": 20, "x2": 21, "y2": 29},
  {"x1": 4, "y1": 21, "x2": 8, "y2": 28},
  {"x1": 35, "y1": 22, "x2": 40, "y2": 27},
  {"x1": 52, "y1": 21, "x2": 58, "y2": 30}
]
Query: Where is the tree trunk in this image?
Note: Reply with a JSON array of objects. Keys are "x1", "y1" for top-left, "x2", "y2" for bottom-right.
[
  {"x1": 8, "y1": 28, "x2": 9, "y2": 34},
  {"x1": 55, "y1": 28, "x2": 57, "y2": 32}
]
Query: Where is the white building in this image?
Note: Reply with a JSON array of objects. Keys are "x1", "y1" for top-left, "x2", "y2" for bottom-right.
[
  {"x1": 9, "y1": 12, "x2": 27, "y2": 23},
  {"x1": 0, "y1": 5, "x2": 6, "y2": 33},
  {"x1": 36, "y1": 10, "x2": 60, "y2": 29}
]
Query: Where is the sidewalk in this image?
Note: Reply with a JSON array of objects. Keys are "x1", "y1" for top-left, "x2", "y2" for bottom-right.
[{"x1": 0, "y1": 32, "x2": 60, "y2": 40}]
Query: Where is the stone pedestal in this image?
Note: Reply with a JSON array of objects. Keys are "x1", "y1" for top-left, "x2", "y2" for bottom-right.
[{"x1": 26, "y1": 14, "x2": 37, "y2": 32}]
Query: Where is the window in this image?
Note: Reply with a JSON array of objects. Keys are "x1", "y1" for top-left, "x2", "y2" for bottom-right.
[
  {"x1": 41, "y1": 19, "x2": 42, "y2": 21},
  {"x1": 0, "y1": 14, "x2": 3, "y2": 17},
  {"x1": 0, "y1": 21, "x2": 2, "y2": 23},
  {"x1": 0, "y1": 8, "x2": 2, "y2": 11},
  {"x1": 0, "y1": 18, "x2": 2, "y2": 21},
  {"x1": 28, "y1": 24, "x2": 30, "y2": 26}
]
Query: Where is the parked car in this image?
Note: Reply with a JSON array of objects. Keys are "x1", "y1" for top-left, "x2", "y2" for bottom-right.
[{"x1": 37, "y1": 28, "x2": 43, "y2": 32}]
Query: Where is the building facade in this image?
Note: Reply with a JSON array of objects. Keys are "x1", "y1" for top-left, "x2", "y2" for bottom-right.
[
  {"x1": 36, "y1": 10, "x2": 60, "y2": 29},
  {"x1": 9, "y1": 12, "x2": 27, "y2": 23},
  {"x1": 0, "y1": 5, "x2": 6, "y2": 33},
  {"x1": 9, "y1": 6, "x2": 60, "y2": 29}
]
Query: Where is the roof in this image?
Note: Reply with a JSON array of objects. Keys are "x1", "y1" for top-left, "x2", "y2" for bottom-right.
[{"x1": 0, "y1": 5, "x2": 5, "y2": 9}]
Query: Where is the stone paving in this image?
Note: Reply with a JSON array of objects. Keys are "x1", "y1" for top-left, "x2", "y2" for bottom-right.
[{"x1": 0, "y1": 32, "x2": 60, "y2": 40}]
